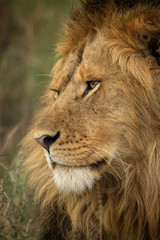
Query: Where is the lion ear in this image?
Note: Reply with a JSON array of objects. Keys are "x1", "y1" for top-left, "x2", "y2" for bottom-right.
[{"x1": 132, "y1": 10, "x2": 160, "y2": 66}]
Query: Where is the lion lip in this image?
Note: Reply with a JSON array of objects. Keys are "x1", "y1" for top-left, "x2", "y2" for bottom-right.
[{"x1": 49, "y1": 156, "x2": 106, "y2": 170}]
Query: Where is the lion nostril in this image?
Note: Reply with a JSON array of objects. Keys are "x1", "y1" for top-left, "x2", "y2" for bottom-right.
[
  {"x1": 44, "y1": 136, "x2": 55, "y2": 148},
  {"x1": 35, "y1": 131, "x2": 60, "y2": 152}
]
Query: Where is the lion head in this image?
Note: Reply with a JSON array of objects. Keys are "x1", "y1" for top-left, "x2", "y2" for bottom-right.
[{"x1": 23, "y1": 0, "x2": 160, "y2": 239}]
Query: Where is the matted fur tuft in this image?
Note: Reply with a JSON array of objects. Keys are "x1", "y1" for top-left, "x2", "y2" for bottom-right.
[{"x1": 23, "y1": 0, "x2": 160, "y2": 239}]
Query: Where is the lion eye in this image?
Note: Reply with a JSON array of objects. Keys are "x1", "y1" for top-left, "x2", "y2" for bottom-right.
[
  {"x1": 54, "y1": 91, "x2": 60, "y2": 100},
  {"x1": 83, "y1": 81, "x2": 99, "y2": 97},
  {"x1": 50, "y1": 88, "x2": 60, "y2": 100}
]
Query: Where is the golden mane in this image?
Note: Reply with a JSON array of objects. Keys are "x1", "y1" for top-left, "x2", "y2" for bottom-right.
[{"x1": 22, "y1": 0, "x2": 160, "y2": 239}]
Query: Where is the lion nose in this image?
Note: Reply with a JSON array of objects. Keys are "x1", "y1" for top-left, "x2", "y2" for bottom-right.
[{"x1": 35, "y1": 131, "x2": 60, "y2": 152}]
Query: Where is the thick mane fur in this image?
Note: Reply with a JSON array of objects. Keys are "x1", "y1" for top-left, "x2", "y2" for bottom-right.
[
  {"x1": 58, "y1": 0, "x2": 160, "y2": 55},
  {"x1": 23, "y1": 0, "x2": 160, "y2": 239}
]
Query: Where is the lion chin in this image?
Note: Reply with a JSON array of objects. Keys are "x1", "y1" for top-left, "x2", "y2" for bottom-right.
[
  {"x1": 44, "y1": 151, "x2": 103, "y2": 193},
  {"x1": 44, "y1": 150, "x2": 100, "y2": 193},
  {"x1": 53, "y1": 165, "x2": 100, "y2": 193}
]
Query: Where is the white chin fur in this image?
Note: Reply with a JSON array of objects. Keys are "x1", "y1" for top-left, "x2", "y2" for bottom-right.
[{"x1": 52, "y1": 166, "x2": 100, "y2": 193}]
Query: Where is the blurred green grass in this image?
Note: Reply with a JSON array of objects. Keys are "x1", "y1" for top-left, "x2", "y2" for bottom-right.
[{"x1": 0, "y1": 0, "x2": 73, "y2": 239}]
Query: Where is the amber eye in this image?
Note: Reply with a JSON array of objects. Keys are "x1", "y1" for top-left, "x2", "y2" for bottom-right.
[{"x1": 83, "y1": 81, "x2": 99, "y2": 97}]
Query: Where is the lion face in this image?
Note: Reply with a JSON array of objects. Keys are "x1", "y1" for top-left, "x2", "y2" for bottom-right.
[
  {"x1": 31, "y1": 6, "x2": 160, "y2": 195},
  {"x1": 34, "y1": 33, "x2": 129, "y2": 193}
]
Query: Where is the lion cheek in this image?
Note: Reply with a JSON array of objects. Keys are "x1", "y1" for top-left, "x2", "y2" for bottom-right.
[{"x1": 52, "y1": 166, "x2": 100, "y2": 193}]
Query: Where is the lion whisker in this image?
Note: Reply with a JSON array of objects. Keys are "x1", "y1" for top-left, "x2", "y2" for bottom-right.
[
  {"x1": 94, "y1": 145, "x2": 128, "y2": 171},
  {"x1": 88, "y1": 149, "x2": 122, "y2": 179}
]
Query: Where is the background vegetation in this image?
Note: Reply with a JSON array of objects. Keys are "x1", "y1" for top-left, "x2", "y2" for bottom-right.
[{"x1": 0, "y1": 0, "x2": 73, "y2": 239}]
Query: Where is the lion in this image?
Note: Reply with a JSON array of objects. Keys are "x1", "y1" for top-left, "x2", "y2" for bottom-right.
[{"x1": 22, "y1": 0, "x2": 160, "y2": 239}]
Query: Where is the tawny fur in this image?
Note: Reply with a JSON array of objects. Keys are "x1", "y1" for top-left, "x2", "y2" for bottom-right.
[{"x1": 22, "y1": 0, "x2": 160, "y2": 239}]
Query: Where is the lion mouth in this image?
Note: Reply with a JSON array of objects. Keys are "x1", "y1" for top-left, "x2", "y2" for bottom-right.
[{"x1": 49, "y1": 157, "x2": 106, "y2": 170}]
